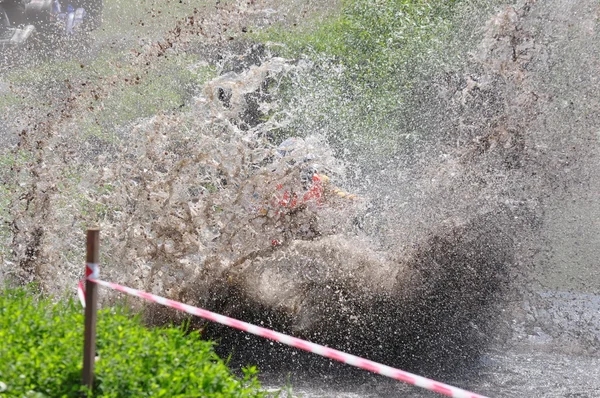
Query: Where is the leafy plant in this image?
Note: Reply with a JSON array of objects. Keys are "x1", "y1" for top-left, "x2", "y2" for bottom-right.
[
  {"x1": 0, "y1": 287, "x2": 268, "y2": 397},
  {"x1": 255, "y1": 0, "x2": 473, "y2": 158}
]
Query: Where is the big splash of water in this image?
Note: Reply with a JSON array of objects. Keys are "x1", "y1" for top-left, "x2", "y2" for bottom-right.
[{"x1": 1, "y1": 0, "x2": 599, "y2": 390}]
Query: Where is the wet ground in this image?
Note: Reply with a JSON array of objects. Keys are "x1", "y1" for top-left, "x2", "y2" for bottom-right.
[
  {"x1": 261, "y1": 348, "x2": 600, "y2": 397},
  {"x1": 257, "y1": 290, "x2": 600, "y2": 397}
]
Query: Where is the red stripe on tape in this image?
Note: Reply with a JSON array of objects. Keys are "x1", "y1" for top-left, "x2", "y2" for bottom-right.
[
  {"x1": 432, "y1": 383, "x2": 454, "y2": 396},
  {"x1": 260, "y1": 328, "x2": 280, "y2": 342},
  {"x1": 228, "y1": 318, "x2": 247, "y2": 331},
  {"x1": 291, "y1": 337, "x2": 314, "y2": 353},
  {"x1": 77, "y1": 280, "x2": 86, "y2": 308},
  {"x1": 357, "y1": 359, "x2": 381, "y2": 374},
  {"x1": 197, "y1": 308, "x2": 216, "y2": 322},
  {"x1": 323, "y1": 347, "x2": 348, "y2": 364},
  {"x1": 391, "y1": 370, "x2": 417, "y2": 385},
  {"x1": 166, "y1": 299, "x2": 186, "y2": 312},
  {"x1": 138, "y1": 291, "x2": 154, "y2": 301}
]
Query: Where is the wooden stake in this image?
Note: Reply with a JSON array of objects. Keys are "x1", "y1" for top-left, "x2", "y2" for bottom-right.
[{"x1": 82, "y1": 228, "x2": 99, "y2": 393}]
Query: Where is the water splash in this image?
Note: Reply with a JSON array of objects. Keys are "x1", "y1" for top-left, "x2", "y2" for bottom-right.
[{"x1": 1, "y1": 0, "x2": 599, "y2": 387}]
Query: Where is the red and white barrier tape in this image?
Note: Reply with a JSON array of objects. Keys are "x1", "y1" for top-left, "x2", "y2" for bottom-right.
[
  {"x1": 81, "y1": 276, "x2": 489, "y2": 398},
  {"x1": 77, "y1": 262, "x2": 99, "y2": 308},
  {"x1": 77, "y1": 280, "x2": 86, "y2": 307}
]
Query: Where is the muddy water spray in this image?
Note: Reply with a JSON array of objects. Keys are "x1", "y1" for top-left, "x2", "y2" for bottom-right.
[{"x1": 1, "y1": 0, "x2": 599, "y2": 387}]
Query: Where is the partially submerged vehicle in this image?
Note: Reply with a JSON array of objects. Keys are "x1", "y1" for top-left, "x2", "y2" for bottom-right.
[{"x1": 0, "y1": 0, "x2": 101, "y2": 47}]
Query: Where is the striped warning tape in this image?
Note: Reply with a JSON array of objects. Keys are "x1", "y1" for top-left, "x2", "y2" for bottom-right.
[
  {"x1": 77, "y1": 280, "x2": 86, "y2": 308},
  {"x1": 78, "y1": 262, "x2": 99, "y2": 308},
  {"x1": 81, "y1": 276, "x2": 489, "y2": 398}
]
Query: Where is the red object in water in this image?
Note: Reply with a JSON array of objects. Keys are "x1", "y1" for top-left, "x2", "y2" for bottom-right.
[
  {"x1": 302, "y1": 174, "x2": 324, "y2": 203},
  {"x1": 276, "y1": 173, "x2": 324, "y2": 210}
]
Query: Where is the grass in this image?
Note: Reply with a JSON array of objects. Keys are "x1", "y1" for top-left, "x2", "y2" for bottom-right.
[
  {"x1": 253, "y1": 0, "x2": 487, "y2": 157},
  {"x1": 261, "y1": 0, "x2": 460, "y2": 76},
  {"x1": 0, "y1": 287, "x2": 270, "y2": 397}
]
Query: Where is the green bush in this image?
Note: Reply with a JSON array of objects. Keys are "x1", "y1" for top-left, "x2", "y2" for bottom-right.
[
  {"x1": 256, "y1": 0, "x2": 469, "y2": 157},
  {"x1": 0, "y1": 287, "x2": 267, "y2": 397},
  {"x1": 263, "y1": 0, "x2": 459, "y2": 78}
]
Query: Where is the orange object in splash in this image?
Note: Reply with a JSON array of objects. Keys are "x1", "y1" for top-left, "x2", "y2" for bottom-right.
[{"x1": 276, "y1": 173, "x2": 325, "y2": 210}]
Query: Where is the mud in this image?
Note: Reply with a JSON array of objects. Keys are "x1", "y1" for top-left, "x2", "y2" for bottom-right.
[{"x1": 1, "y1": 0, "x2": 599, "y2": 393}]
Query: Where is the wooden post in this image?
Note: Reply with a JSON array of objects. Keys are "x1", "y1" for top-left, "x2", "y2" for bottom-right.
[{"x1": 82, "y1": 228, "x2": 99, "y2": 393}]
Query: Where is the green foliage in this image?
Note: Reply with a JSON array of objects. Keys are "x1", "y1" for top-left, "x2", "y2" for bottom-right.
[
  {"x1": 0, "y1": 287, "x2": 267, "y2": 397},
  {"x1": 257, "y1": 0, "x2": 467, "y2": 157},
  {"x1": 266, "y1": 0, "x2": 458, "y2": 78}
]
